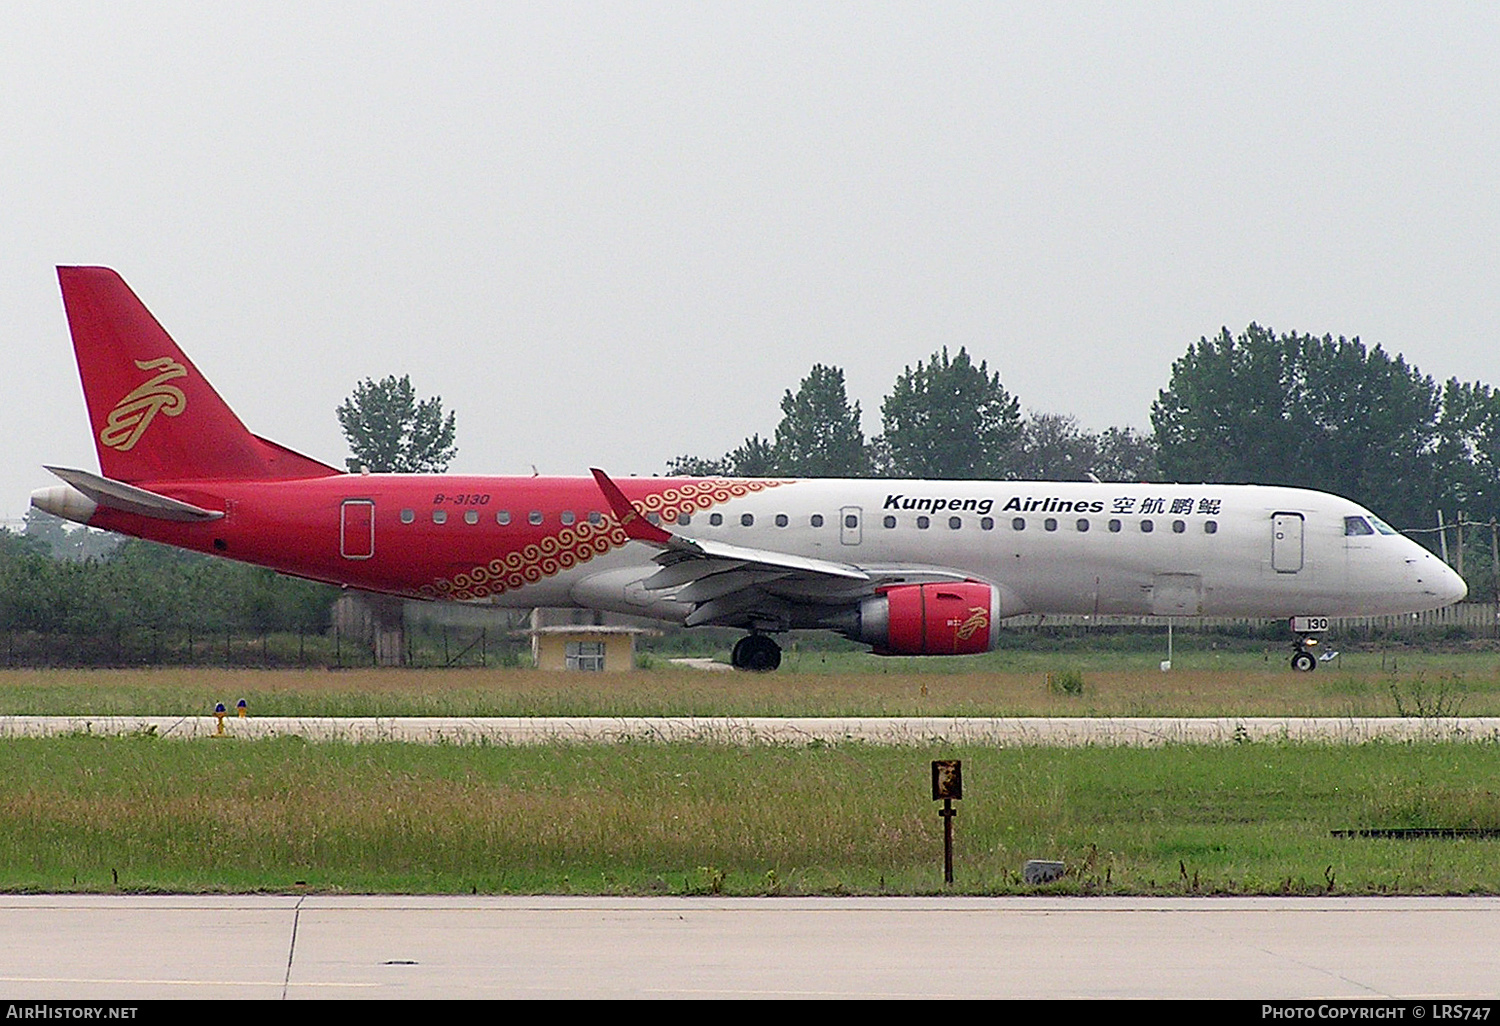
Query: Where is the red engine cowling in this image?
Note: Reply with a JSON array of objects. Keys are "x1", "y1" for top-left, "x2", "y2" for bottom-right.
[{"x1": 858, "y1": 582, "x2": 1000, "y2": 656}]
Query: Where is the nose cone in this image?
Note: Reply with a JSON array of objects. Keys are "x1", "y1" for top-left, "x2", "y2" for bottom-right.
[{"x1": 1437, "y1": 562, "x2": 1468, "y2": 606}]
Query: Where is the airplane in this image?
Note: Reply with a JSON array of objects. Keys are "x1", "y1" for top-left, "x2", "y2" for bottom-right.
[{"x1": 30, "y1": 267, "x2": 1468, "y2": 672}]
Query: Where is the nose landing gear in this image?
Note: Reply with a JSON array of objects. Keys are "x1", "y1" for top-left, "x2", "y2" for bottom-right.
[
  {"x1": 731, "y1": 633, "x2": 782, "y2": 672},
  {"x1": 1291, "y1": 640, "x2": 1319, "y2": 672},
  {"x1": 1288, "y1": 615, "x2": 1334, "y2": 672}
]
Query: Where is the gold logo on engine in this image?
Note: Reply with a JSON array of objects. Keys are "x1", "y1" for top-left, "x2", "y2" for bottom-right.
[
  {"x1": 955, "y1": 606, "x2": 990, "y2": 641},
  {"x1": 100, "y1": 358, "x2": 188, "y2": 452}
]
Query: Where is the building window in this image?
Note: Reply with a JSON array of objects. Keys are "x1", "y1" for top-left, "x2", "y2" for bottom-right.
[{"x1": 565, "y1": 641, "x2": 606, "y2": 672}]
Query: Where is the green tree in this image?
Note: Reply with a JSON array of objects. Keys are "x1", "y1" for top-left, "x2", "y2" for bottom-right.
[
  {"x1": 337, "y1": 375, "x2": 457, "y2": 473},
  {"x1": 1151, "y1": 324, "x2": 1442, "y2": 530},
  {"x1": 726, "y1": 434, "x2": 779, "y2": 477},
  {"x1": 1091, "y1": 425, "x2": 1160, "y2": 482},
  {"x1": 877, "y1": 347, "x2": 1022, "y2": 479},
  {"x1": 771, "y1": 364, "x2": 870, "y2": 477}
]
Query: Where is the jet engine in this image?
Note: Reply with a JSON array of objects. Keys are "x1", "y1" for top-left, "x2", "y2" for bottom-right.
[{"x1": 854, "y1": 581, "x2": 1007, "y2": 656}]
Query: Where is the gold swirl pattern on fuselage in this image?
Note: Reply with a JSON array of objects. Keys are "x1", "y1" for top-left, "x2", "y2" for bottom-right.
[{"x1": 419, "y1": 478, "x2": 788, "y2": 601}]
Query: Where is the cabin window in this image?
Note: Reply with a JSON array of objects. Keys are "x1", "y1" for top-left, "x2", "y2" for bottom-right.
[
  {"x1": 561, "y1": 511, "x2": 576, "y2": 525},
  {"x1": 1012, "y1": 517, "x2": 1026, "y2": 531},
  {"x1": 884, "y1": 515, "x2": 897, "y2": 529},
  {"x1": 1076, "y1": 519, "x2": 1090, "y2": 532},
  {"x1": 400, "y1": 509, "x2": 415, "y2": 524},
  {"x1": 1141, "y1": 520, "x2": 1154, "y2": 533},
  {"x1": 1044, "y1": 518, "x2": 1057, "y2": 531},
  {"x1": 529, "y1": 511, "x2": 543, "y2": 525},
  {"x1": 741, "y1": 513, "x2": 755, "y2": 527},
  {"x1": 1204, "y1": 520, "x2": 1218, "y2": 534},
  {"x1": 1172, "y1": 519, "x2": 1186, "y2": 533},
  {"x1": 589, "y1": 511, "x2": 603, "y2": 525},
  {"x1": 432, "y1": 510, "x2": 447, "y2": 524},
  {"x1": 678, "y1": 513, "x2": 692, "y2": 526},
  {"x1": 465, "y1": 510, "x2": 479, "y2": 525},
  {"x1": 1108, "y1": 519, "x2": 1122, "y2": 533},
  {"x1": 1370, "y1": 516, "x2": 1398, "y2": 536},
  {"x1": 776, "y1": 514, "x2": 789, "y2": 527},
  {"x1": 811, "y1": 514, "x2": 824, "y2": 527},
  {"x1": 949, "y1": 516, "x2": 962, "y2": 530},
  {"x1": 980, "y1": 516, "x2": 994, "y2": 530},
  {"x1": 710, "y1": 513, "x2": 723, "y2": 526},
  {"x1": 496, "y1": 511, "x2": 511, "y2": 525},
  {"x1": 845, "y1": 514, "x2": 859, "y2": 529},
  {"x1": 647, "y1": 513, "x2": 661, "y2": 525},
  {"x1": 1345, "y1": 516, "x2": 1374, "y2": 536},
  {"x1": 917, "y1": 516, "x2": 931, "y2": 529}
]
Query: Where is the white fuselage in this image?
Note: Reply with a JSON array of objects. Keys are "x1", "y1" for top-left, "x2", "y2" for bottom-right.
[{"x1": 527, "y1": 479, "x2": 1465, "y2": 625}]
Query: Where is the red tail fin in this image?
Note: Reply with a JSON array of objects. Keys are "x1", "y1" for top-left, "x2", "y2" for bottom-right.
[{"x1": 57, "y1": 267, "x2": 339, "y2": 483}]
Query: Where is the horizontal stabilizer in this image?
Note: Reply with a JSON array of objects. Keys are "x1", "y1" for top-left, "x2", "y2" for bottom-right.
[{"x1": 44, "y1": 466, "x2": 225, "y2": 522}]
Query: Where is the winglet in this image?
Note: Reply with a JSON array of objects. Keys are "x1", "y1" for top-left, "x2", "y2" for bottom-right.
[{"x1": 590, "y1": 468, "x2": 674, "y2": 544}]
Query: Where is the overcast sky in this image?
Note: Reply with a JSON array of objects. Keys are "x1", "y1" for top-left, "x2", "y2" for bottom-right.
[{"x1": 4, "y1": 2, "x2": 1498, "y2": 524}]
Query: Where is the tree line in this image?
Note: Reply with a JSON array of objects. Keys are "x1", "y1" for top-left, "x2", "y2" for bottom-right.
[
  {"x1": 669, "y1": 327, "x2": 1500, "y2": 545},
  {"x1": 667, "y1": 349, "x2": 1158, "y2": 483}
]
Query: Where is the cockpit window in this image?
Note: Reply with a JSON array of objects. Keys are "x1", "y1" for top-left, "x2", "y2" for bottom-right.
[
  {"x1": 1344, "y1": 516, "x2": 1375, "y2": 536},
  {"x1": 1369, "y1": 516, "x2": 1398, "y2": 536}
]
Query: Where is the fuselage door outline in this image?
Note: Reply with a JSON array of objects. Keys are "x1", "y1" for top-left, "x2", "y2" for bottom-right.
[
  {"x1": 1271, "y1": 511, "x2": 1304, "y2": 573},
  {"x1": 341, "y1": 499, "x2": 375, "y2": 560}
]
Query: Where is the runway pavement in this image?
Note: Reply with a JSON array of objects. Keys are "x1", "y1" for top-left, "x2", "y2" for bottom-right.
[
  {"x1": 3, "y1": 714, "x2": 1500, "y2": 744},
  {"x1": 2, "y1": 894, "x2": 1498, "y2": 1000}
]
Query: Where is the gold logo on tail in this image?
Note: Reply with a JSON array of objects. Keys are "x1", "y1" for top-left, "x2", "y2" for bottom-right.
[{"x1": 100, "y1": 358, "x2": 188, "y2": 452}]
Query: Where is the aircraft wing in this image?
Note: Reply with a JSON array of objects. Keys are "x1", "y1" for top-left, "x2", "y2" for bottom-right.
[{"x1": 590, "y1": 468, "x2": 967, "y2": 629}]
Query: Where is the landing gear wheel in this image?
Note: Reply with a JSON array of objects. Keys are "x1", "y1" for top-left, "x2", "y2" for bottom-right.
[
  {"x1": 731, "y1": 634, "x2": 782, "y2": 672},
  {"x1": 1290, "y1": 650, "x2": 1317, "y2": 672}
]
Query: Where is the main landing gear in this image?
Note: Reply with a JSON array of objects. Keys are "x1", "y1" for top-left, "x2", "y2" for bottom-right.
[{"x1": 731, "y1": 634, "x2": 782, "y2": 672}]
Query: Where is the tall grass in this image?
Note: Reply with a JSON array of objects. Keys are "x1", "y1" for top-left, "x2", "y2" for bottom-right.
[
  {"x1": 2, "y1": 736, "x2": 1499, "y2": 895},
  {"x1": 4, "y1": 653, "x2": 1500, "y2": 717}
]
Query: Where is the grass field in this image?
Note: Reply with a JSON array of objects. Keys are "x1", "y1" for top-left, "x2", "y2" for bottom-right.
[
  {"x1": 2, "y1": 649, "x2": 1499, "y2": 896},
  {"x1": 1, "y1": 736, "x2": 1497, "y2": 896},
  {"x1": 0, "y1": 643, "x2": 1496, "y2": 717}
]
